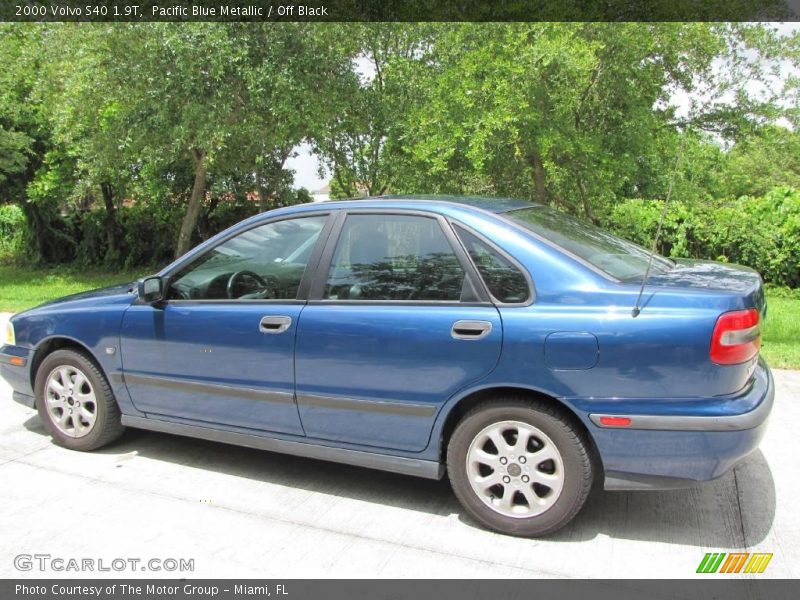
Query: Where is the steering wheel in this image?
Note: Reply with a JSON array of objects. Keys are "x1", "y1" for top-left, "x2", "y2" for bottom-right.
[{"x1": 226, "y1": 270, "x2": 269, "y2": 299}]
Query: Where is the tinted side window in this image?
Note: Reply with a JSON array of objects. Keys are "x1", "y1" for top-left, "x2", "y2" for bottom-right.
[
  {"x1": 454, "y1": 225, "x2": 530, "y2": 303},
  {"x1": 169, "y1": 216, "x2": 327, "y2": 300},
  {"x1": 324, "y1": 214, "x2": 465, "y2": 301}
]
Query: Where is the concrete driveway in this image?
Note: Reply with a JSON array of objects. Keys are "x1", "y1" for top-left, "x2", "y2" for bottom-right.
[{"x1": 1, "y1": 313, "x2": 798, "y2": 579}]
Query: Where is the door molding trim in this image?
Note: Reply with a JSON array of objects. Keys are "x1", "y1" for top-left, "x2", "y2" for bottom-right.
[
  {"x1": 120, "y1": 415, "x2": 445, "y2": 480},
  {"x1": 297, "y1": 393, "x2": 437, "y2": 417},
  {"x1": 121, "y1": 372, "x2": 295, "y2": 404}
]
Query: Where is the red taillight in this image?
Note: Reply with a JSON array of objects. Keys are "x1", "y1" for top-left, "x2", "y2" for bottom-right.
[{"x1": 710, "y1": 308, "x2": 761, "y2": 365}]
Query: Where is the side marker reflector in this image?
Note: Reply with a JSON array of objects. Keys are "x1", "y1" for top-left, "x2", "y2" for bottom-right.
[{"x1": 599, "y1": 416, "x2": 632, "y2": 427}]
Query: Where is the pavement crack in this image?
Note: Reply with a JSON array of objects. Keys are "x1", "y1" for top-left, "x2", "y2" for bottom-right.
[
  {"x1": 732, "y1": 465, "x2": 749, "y2": 549},
  {"x1": 0, "y1": 445, "x2": 49, "y2": 468}
]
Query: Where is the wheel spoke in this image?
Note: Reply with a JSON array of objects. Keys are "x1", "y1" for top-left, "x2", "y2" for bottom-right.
[
  {"x1": 496, "y1": 485, "x2": 514, "y2": 511},
  {"x1": 512, "y1": 427, "x2": 531, "y2": 453},
  {"x1": 475, "y1": 471, "x2": 503, "y2": 490},
  {"x1": 528, "y1": 445, "x2": 559, "y2": 465},
  {"x1": 487, "y1": 428, "x2": 511, "y2": 453},
  {"x1": 472, "y1": 448, "x2": 500, "y2": 468},
  {"x1": 531, "y1": 469, "x2": 561, "y2": 485},
  {"x1": 76, "y1": 391, "x2": 94, "y2": 404},
  {"x1": 72, "y1": 371, "x2": 87, "y2": 392},
  {"x1": 520, "y1": 484, "x2": 546, "y2": 509},
  {"x1": 79, "y1": 406, "x2": 96, "y2": 425}
]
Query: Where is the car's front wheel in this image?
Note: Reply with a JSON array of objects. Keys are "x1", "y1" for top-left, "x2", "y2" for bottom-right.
[
  {"x1": 34, "y1": 349, "x2": 125, "y2": 451},
  {"x1": 447, "y1": 399, "x2": 593, "y2": 537}
]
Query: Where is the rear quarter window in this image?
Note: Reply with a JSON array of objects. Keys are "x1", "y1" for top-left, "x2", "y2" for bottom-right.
[{"x1": 454, "y1": 224, "x2": 530, "y2": 304}]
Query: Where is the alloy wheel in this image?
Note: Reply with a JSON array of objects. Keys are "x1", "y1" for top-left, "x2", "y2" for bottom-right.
[
  {"x1": 465, "y1": 419, "x2": 565, "y2": 518},
  {"x1": 44, "y1": 365, "x2": 98, "y2": 438}
]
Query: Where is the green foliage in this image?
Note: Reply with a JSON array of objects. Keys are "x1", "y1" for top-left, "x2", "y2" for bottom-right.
[
  {"x1": 764, "y1": 285, "x2": 800, "y2": 300},
  {"x1": 67, "y1": 197, "x2": 260, "y2": 270},
  {"x1": 1, "y1": 22, "x2": 799, "y2": 284},
  {"x1": 0, "y1": 204, "x2": 27, "y2": 260},
  {"x1": 117, "y1": 201, "x2": 184, "y2": 269},
  {"x1": 606, "y1": 187, "x2": 800, "y2": 287}
]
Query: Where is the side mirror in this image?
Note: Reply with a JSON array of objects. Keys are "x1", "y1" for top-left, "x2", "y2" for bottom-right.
[{"x1": 137, "y1": 276, "x2": 165, "y2": 304}]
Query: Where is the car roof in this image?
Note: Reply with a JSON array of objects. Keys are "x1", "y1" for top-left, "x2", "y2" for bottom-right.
[{"x1": 295, "y1": 194, "x2": 537, "y2": 215}]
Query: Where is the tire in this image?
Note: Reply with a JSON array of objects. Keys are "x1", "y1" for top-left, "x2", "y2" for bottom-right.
[
  {"x1": 34, "y1": 348, "x2": 125, "y2": 451},
  {"x1": 447, "y1": 398, "x2": 593, "y2": 537}
]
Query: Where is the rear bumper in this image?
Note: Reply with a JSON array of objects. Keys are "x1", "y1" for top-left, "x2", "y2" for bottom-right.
[{"x1": 583, "y1": 357, "x2": 774, "y2": 490}]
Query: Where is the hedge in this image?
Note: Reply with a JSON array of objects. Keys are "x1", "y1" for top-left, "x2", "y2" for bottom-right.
[
  {"x1": 3, "y1": 187, "x2": 799, "y2": 287},
  {"x1": 2, "y1": 198, "x2": 259, "y2": 269},
  {"x1": 604, "y1": 187, "x2": 800, "y2": 288},
  {"x1": 0, "y1": 204, "x2": 27, "y2": 260}
]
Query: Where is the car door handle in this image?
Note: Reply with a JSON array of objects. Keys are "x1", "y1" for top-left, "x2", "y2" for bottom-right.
[
  {"x1": 451, "y1": 320, "x2": 493, "y2": 340},
  {"x1": 259, "y1": 316, "x2": 292, "y2": 334}
]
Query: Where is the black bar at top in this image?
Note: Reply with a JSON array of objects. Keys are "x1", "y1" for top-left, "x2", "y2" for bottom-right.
[{"x1": 1, "y1": 0, "x2": 798, "y2": 23}]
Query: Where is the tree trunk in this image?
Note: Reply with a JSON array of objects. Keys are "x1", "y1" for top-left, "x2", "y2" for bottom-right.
[
  {"x1": 576, "y1": 175, "x2": 598, "y2": 224},
  {"x1": 531, "y1": 149, "x2": 547, "y2": 203},
  {"x1": 175, "y1": 150, "x2": 207, "y2": 258},
  {"x1": 100, "y1": 182, "x2": 117, "y2": 262},
  {"x1": 258, "y1": 182, "x2": 272, "y2": 212}
]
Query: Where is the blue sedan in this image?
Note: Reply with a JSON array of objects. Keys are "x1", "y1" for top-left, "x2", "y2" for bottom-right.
[{"x1": 0, "y1": 196, "x2": 773, "y2": 536}]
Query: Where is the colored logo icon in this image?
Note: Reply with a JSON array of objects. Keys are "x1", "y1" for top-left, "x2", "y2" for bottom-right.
[{"x1": 697, "y1": 552, "x2": 773, "y2": 574}]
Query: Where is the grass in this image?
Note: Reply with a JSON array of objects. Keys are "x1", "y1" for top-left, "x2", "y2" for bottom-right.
[
  {"x1": 1, "y1": 264, "x2": 798, "y2": 369},
  {"x1": 0, "y1": 265, "x2": 145, "y2": 313},
  {"x1": 760, "y1": 297, "x2": 800, "y2": 370}
]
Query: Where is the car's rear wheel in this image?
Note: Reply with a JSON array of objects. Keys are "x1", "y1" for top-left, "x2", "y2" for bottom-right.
[
  {"x1": 34, "y1": 349, "x2": 124, "y2": 451},
  {"x1": 447, "y1": 398, "x2": 593, "y2": 537}
]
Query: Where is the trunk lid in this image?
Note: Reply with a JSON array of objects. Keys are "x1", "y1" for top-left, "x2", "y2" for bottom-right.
[{"x1": 645, "y1": 259, "x2": 766, "y2": 316}]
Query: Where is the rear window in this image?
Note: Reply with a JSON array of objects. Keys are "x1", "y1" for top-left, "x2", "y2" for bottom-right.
[{"x1": 506, "y1": 206, "x2": 673, "y2": 280}]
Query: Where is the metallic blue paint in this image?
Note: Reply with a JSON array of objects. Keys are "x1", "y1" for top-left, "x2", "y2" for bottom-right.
[
  {"x1": 294, "y1": 303, "x2": 502, "y2": 451},
  {"x1": 121, "y1": 302, "x2": 306, "y2": 435},
  {"x1": 0, "y1": 196, "x2": 774, "y2": 489}
]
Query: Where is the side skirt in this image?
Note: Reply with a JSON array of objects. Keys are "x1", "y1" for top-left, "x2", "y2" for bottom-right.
[{"x1": 120, "y1": 415, "x2": 445, "y2": 480}]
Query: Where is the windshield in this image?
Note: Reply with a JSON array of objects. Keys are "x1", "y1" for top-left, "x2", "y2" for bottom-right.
[{"x1": 506, "y1": 206, "x2": 673, "y2": 280}]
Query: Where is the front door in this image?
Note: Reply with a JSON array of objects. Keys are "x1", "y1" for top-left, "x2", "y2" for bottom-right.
[
  {"x1": 120, "y1": 214, "x2": 329, "y2": 435},
  {"x1": 294, "y1": 212, "x2": 502, "y2": 451}
]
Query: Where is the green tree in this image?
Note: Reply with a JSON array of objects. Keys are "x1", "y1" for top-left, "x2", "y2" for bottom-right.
[
  {"x1": 717, "y1": 126, "x2": 800, "y2": 198},
  {"x1": 404, "y1": 23, "x2": 798, "y2": 218},
  {"x1": 94, "y1": 23, "x2": 346, "y2": 257},
  {"x1": 312, "y1": 24, "x2": 434, "y2": 198},
  {"x1": 0, "y1": 24, "x2": 67, "y2": 262}
]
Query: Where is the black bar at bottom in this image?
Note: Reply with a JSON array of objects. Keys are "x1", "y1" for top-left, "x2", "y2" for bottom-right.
[{"x1": 0, "y1": 579, "x2": 795, "y2": 600}]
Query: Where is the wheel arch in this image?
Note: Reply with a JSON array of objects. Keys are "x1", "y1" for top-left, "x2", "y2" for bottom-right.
[
  {"x1": 435, "y1": 385, "x2": 604, "y2": 475},
  {"x1": 29, "y1": 335, "x2": 102, "y2": 391}
]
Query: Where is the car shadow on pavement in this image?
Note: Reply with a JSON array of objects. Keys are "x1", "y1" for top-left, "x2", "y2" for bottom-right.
[
  {"x1": 544, "y1": 449, "x2": 775, "y2": 547},
  {"x1": 23, "y1": 417, "x2": 459, "y2": 516},
  {"x1": 24, "y1": 416, "x2": 776, "y2": 547}
]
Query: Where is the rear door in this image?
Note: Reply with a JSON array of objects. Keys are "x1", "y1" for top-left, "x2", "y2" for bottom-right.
[{"x1": 294, "y1": 210, "x2": 502, "y2": 451}]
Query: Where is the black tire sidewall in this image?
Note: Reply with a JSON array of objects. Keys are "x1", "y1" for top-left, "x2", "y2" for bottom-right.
[
  {"x1": 34, "y1": 349, "x2": 118, "y2": 451},
  {"x1": 448, "y1": 402, "x2": 592, "y2": 537}
]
